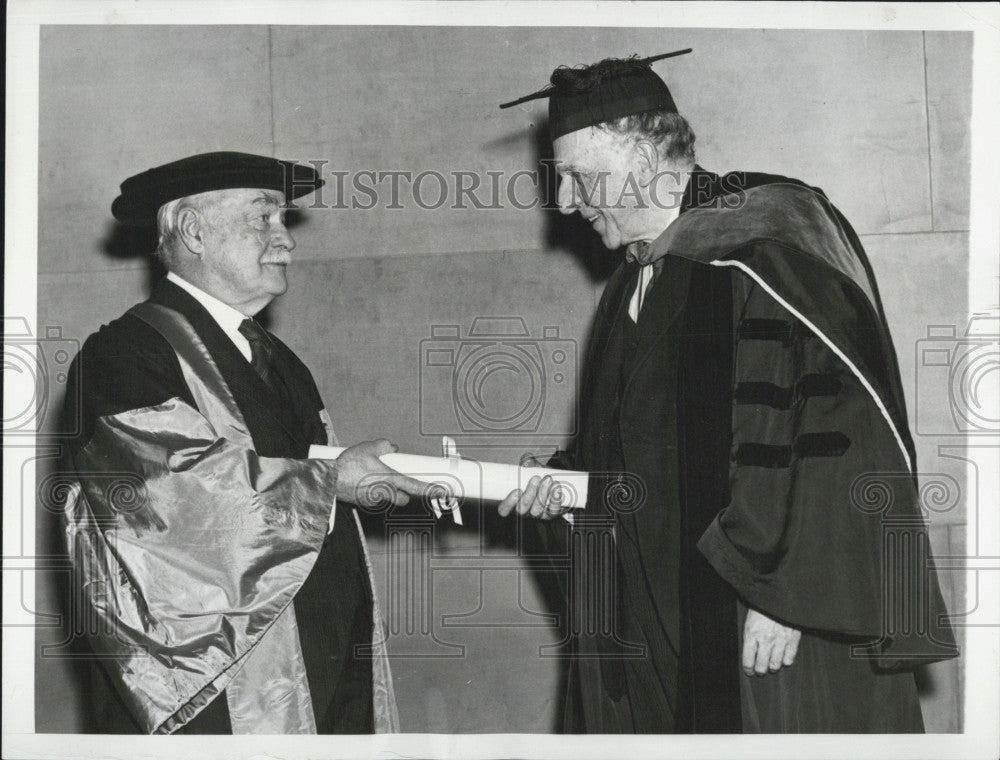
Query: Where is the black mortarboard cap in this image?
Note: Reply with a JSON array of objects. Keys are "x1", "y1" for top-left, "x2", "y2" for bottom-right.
[
  {"x1": 111, "y1": 151, "x2": 325, "y2": 226},
  {"x1": 500, "y1": 49, "x2": 691, "y2": 139}
]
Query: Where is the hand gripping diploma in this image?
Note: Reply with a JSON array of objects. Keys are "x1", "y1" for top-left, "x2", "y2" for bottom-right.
[{"x1": 333, "y1": 439, "x2": 438, "y2": 509}]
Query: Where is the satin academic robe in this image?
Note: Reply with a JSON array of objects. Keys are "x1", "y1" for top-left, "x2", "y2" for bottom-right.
[
  {"x1": 61, "y1": 278, "x2": 396, "y2": 734},
  {"x1": 558, "y1": 169, "x2": 957, "y2": 733}
]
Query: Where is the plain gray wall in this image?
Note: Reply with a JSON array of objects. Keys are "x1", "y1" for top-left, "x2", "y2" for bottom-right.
[{"x1": 34, "y1": 25, "x2": 971, "y2": 733}]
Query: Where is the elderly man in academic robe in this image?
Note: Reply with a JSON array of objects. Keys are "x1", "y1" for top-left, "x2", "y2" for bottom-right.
[
  {"x1": 60, "y1": 152, "x2": 431, "y2": 734},
  {"x1": 497, "y1": 52, "x2": 958, "y2": 733}
]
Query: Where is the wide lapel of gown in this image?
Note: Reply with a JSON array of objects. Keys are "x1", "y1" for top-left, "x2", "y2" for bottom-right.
[{"x1": 147, "y1": 279, "x2": 308, "y2": 452}]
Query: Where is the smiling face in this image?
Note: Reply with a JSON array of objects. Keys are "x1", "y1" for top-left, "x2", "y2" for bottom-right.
[
  {"x1": 187, "y1": 188, "x2": 296, "y2": 314},
  {"x1": 553, "y1": 127, "x2": 647, "y2": 251}
]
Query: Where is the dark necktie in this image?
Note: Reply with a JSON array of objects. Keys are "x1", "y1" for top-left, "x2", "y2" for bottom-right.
[
  {"x1": 645, "y1": 256, "x2": 666, "y2": 305},
  {"x1": 238, "y1": 318, "x2": 326, "y2": 447},
  {"x1": 632, "y1": 256, "x2": 667, "y2": 320},
  {"x1": 650, "y1": 255, "x2": 666, "y2": 282},
  {"x1": 238, "y1": 317, "x2": 277, "y2": 389}
]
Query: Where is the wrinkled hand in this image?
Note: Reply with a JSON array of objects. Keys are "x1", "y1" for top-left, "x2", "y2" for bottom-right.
[
  {"x1": 742, "y1": 608, "x2": 802, "y2": 676},
  {"x1": 335, "y1": 439, "x2": 430, "y2": 508},
  {"x1": 497, "y1": 452, "x2": 572, "y2": 520}
]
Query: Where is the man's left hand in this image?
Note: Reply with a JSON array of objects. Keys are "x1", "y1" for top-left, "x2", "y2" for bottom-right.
[{"x1": 741, "y1": 608, "x2": 801, "y2": 676}]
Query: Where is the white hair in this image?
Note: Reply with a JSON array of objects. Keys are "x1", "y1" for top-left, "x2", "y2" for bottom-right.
[
  {"x1": 154, "y1": 191, "x2": 222, "y2": 265},
  {"x1": 154, "y1": 197, "x2": 184, "y2": 263}
]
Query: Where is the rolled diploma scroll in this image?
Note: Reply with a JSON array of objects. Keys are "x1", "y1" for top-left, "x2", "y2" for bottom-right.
[{"x1": 310, "y1": 445, "x2": 589, "y2": 509}]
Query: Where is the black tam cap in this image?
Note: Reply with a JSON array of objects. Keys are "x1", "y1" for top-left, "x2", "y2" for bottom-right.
[
  {"x1": 111, "y1": 151, "x2": 325, "y2": 225},
  {"x1": 500, "y1": 49, "x2": 691, "y2": 139}
]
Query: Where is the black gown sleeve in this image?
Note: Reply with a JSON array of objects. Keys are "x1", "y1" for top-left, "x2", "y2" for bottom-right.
[
  {"x1": 62, "y1": 313, "x2": 194, "y2": 451},
  {"x1": 698, "y1": 277, "x2": 891, "y2": 638}
]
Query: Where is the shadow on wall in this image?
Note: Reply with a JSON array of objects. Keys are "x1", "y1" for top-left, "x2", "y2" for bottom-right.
[{"x1": 484, "y1": 118, "x2": 623, "y2": 282}]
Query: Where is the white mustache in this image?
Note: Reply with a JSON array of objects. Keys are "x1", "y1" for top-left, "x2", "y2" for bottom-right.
[{"x1": 261, "y1": 250, "x2": 291, "y2": 265}]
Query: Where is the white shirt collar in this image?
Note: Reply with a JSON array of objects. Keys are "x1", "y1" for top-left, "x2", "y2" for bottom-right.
[
  {"x1": 627, "y1": 206, "x2": 681, "y2": 322},
  {"x1": 166, "y1": 271, "x2": 253, "y2": 361}
]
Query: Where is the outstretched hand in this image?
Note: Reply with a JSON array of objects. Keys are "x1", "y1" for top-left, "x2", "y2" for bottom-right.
[
  {"x1": 497, "y1": 452, "x2": 572, "y2": 520},
  {"x1": 742, "y1": 608, "x2": 801, "y2": 676},
  {"x1": 334, "y1": 439, "x2": 431, "y2": 508}
]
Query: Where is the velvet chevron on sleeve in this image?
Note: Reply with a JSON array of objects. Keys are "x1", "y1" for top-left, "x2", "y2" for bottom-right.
[{"x1": 654, "y1": 181, "x2": 958, "y2": 668}]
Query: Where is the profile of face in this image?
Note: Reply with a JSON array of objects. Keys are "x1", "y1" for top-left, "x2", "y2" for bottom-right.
[
  {"x1": 553, "y1": 127, "x2": 647, "y2": 251},
  {"x1": 185, "y1": 188, "x2": 295, "y2": 313}
]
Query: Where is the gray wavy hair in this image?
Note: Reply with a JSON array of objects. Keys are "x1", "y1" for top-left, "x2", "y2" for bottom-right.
[{"x1": 602, "y1": 110, "x2": 696, "y2": 165}]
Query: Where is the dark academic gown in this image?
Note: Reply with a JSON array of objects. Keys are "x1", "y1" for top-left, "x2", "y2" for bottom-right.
[
  {"x1": 61, "y1": 278, "x2": 383, "y2": 733},
  {"x1": 559, "y1": 169, "x2": 957, "y2": 733}
]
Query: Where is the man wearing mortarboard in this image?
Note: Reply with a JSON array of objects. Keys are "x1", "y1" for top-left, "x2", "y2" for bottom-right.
[
  {"x1": 498, "y1": 51, "x2": 958, "y2": 733},
  {"x1": 60, "y1": 152, "x2": 433, "y2": 734}
]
